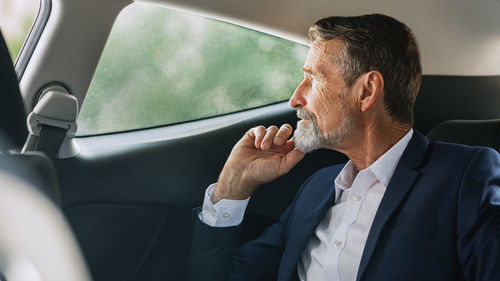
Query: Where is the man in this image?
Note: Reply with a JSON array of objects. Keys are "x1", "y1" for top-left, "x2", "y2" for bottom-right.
[{"x1": 188, "y1": 14, "x2": 500, "y2": 281}]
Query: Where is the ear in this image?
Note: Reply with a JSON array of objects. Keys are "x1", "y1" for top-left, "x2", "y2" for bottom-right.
[{"x1": 358, "y1": 71, "x2": 384, "y2": 113}]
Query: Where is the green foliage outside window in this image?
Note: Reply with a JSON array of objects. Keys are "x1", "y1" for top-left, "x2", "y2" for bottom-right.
[
  {"x1": 0, "y1": 0, "x2": 38, "y2": 62},
  {"x1": 77, "y1": 3, "x2": 308, "y2": 135}
]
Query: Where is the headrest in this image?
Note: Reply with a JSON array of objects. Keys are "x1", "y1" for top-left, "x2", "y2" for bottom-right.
[
  {"x1": 0, "y1": 29, "x2": 28, "y2": 149},
  {"x1": 1, "y1": 151, "x2": 61, "y2": 206},
  {"x1": 427, "y1": 119, "x2": 500, "y2": 152},
  {"x1": 0, "y1": 133, "x2": 60, "y2": 206}
]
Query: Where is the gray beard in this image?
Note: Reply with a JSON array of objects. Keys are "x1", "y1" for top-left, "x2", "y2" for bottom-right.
[{"x1": 293, "y1": 103, "x2": 352, "y2": 153}]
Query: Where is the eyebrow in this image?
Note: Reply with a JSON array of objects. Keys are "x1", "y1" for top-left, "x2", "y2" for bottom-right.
[{"x1": 302, "y1": 67, "x2": 313, "y2": 74}]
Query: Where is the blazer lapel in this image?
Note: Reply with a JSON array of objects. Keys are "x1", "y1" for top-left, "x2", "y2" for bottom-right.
[
  {"x1": 356, "y1": 131, "x2": 429, "y2": 281},
  {"x1": 278, "y1": 165, "x2": 342, "y2": 281}
]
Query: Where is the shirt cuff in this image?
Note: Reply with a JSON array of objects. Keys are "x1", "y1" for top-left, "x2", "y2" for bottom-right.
[{"x1": 200, "y1": 183, "x2": 250, "y2": 227}]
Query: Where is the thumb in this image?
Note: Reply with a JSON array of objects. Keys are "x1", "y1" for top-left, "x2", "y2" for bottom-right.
[{"x1": 282, "y1": 148, "x2": 306, "y2": 172}]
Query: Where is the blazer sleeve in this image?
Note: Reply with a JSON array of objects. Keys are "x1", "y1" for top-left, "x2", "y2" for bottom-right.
[
  {"x1": 456, "y1": 147, "x2": 500, "y2": 281},
  {"x1": 187, "y1": 204, "x2": 292, "y2": 281},
  {"x1": 187, "y1": 171, "x2": 319, "y2": 281}
]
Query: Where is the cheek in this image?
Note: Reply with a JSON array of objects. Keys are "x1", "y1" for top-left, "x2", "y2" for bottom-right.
[
  {"x1": 312, "y1": 83, "x2": 331, "y2": 112},
  {"x1": 311, "y1": 83, "x2": 339, "y2": 128}
]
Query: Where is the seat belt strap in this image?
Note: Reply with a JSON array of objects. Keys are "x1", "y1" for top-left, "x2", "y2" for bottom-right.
[
  {"x1": 35, "y1": 125, "x2": 68, "y2": 157},
  {"x1": 22, "y1": 86, "x2": 79, "y2": 158}
]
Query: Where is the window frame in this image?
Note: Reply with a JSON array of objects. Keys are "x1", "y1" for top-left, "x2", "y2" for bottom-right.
[
  {"x1": 77, "y1": 99, "x2": 291, "y2": 137},
  {"x1": 14, "y1": 0, "x2": 52, "y2": 79}
]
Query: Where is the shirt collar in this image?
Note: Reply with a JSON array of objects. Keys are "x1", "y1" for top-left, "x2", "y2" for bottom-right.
[
  {"x1": 369, "y1": 129, "x2": 413, "y2": 186},
  {"x1": 334, "y1": 129, "x2": 414, "y2": 199}
]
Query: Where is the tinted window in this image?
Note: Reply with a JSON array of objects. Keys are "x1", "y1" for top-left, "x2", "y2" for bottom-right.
[
  {"x1": 0, "y1": 0, "x2": 39, "y2": 61},
  {"x1": 77, "y1": 3, "x2": 308, "y2": 136}
]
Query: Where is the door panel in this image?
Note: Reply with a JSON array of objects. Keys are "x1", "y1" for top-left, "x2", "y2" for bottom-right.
[{"x1": 66, "y1": 205, "x2": 168, "y2": 281}]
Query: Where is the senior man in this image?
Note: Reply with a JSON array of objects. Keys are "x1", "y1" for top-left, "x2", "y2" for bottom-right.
[{"x1": 188, "y1": 14, "x2": 500, "y2": 281}]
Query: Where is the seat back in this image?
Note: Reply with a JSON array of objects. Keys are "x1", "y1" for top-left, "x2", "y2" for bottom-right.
[
  {"x1": 426, "y1": 119, "x2": 500, "y2": 152},
  {"x1": 0, "y1": 151, "x2": 91, "y2": 281},
  {"x1": 0, "y1": 29, "x2": 60, "y2": 205},
  {"x1": 0, "y1": 30, "x2": 28, "y2": 150},
  {"x1": 1, "y1": 151, "x2": 61, "y2": 205}
]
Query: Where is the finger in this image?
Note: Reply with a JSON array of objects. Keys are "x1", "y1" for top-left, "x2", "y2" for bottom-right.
[
  {"x1": 273, "y1": 124, "x2": 293, "y2": 146},
  {"x1": 282, "y1": 148, "x2": 306, "y2": 173},
  {"x1": 261, "y1": 126, "x2": 279, "y2": 150},
  {"x1": 284, "y1": 138, "x2": 297, "y2": 151},
  {"x1": 252, "y1": 126, "x2": 267, "y2": 149}
]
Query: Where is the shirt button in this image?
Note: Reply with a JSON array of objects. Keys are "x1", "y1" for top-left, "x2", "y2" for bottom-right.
[
  {"x1": 222, "y1": 212, "x2": 230, "y2": 219},
  {"x1": 333, "y1": 240, "x2": 342, "y2": 247},
  {"x1": 352, "y1": 194, "x2": 361, "y2": 201}
]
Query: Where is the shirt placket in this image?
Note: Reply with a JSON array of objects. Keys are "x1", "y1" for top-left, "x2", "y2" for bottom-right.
[{"x1": 324, "y1": 171, "x2": 372, "y2": 281}]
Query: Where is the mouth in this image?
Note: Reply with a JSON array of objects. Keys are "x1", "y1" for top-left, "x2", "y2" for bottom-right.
[{"x1": 296, "y1": 108, "x2": 315, "y2": 121}]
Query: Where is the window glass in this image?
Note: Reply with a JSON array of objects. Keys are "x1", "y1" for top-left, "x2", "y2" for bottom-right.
[
  {"x1": 77, "y1": 3, "x2": 308, "y2": 136},
  {"x1": 0, "y1": 0, "x2": 39, "y2": 62}
]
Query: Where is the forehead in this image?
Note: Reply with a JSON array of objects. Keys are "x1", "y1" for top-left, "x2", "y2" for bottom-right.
[{"x1": 304, "y1": 39, "x2": 344, "y2": 76}]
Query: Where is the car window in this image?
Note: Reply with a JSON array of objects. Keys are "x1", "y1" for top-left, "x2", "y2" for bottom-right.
[
  {"x1": 77, "y1": 2, "x2": 308, "y2": 136},
  {"x1": 0, "y1": 0, "x2": 39, "y2": 62}
]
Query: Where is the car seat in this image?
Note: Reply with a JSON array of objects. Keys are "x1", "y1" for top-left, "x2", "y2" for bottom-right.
[
  {"x1": 427, "y1": 119, "x2": 500, "y2": 152},
  {"x1": 0, "y1": 28, "x2": 91, "y2": 281},
  {"x1": 0, "y1": 29, "x2": 61, "y2": 205}
]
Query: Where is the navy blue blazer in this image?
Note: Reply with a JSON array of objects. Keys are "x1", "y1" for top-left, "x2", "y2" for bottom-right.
[{"x1": 188, "y1": 131, "x2": 500, "y2": 281}]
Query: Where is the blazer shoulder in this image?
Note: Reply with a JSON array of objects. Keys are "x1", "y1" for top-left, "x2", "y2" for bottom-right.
[
  {"x1": 423, "y1": 142, "x2": 500, "y2": 179},
  {"x1": 428, "y1": 141, "x2": 499, "y2": 161}
]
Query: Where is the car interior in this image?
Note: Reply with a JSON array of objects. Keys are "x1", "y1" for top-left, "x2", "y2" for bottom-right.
[{"x1": 0, "y1": 0, "x2": 499, "y2": 280}]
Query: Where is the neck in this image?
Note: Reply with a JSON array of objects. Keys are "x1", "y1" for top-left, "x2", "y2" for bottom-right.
[{"x1": 332, "y1": 121, "x2": 411, "y2": 171}]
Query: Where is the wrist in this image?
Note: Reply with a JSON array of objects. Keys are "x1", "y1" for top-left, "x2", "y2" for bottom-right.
[{"x1": 212, "y1": 173, "x2": 254, "y2": 204}]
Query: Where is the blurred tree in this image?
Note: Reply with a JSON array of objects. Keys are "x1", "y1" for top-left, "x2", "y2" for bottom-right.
[
  {"x1": 78, "y1": 3, "x2": 308, "y2": 135},
  {"x1": 0, "y1": 0, "x2": 38, "y2": 61}
]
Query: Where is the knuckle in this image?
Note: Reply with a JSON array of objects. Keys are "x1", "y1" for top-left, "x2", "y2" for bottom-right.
[
  {"x1": 267, "y1": 125, "x2": 278, "y2": 131},
  {"x1": 255, "y1": 125, "x2": 265, "y2": 133},
  {"x1": 254, "y1": 126, "x2": 265, "y2": 135},
  {"x1": 278, "y1": 125, "x2": 292, "y2": 136}
]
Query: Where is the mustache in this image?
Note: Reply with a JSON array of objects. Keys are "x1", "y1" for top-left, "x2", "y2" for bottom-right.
[{"x1": 296, "y1": 108, "x2": 316, "y2": 121}]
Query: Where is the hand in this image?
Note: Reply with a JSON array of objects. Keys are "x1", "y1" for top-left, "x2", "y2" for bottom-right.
[{"x1": 212, "y1": 124, "x2": 306, "y2": 204}]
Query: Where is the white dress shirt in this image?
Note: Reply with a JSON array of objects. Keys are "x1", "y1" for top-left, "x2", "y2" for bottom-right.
[{"x1": 201, "y1": 129, "x2": 413, "y2": 281}]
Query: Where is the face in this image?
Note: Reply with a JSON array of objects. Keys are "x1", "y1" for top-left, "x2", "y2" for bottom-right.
[{"x1": 290, "y1": 39, "x2": 354, "y2": 152}]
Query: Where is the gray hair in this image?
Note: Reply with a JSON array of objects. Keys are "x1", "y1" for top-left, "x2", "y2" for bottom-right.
[{"x1": 307, "y1": 14, "x2": 422, "y2": 126}]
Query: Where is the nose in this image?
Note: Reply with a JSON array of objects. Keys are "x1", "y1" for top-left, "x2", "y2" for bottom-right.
[{"x1": 289, "y1": 79, "x2": 308, "y2": 109}]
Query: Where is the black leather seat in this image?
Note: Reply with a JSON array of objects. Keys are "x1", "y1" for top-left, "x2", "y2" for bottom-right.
[
  {"x1": 427, "y1": 119, "x2": 500, "y2": 152},
  {"x1": 0, "y1": 30, "x2": 28, "y2": 151},
  {"x1": 0, "y1": 29, "x2": 60, "y2": 205}
]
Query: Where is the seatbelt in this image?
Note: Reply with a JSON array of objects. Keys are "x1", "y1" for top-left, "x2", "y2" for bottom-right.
[
  {"x1": 22, "y1": 85, "x2": 79, "y2": 158},
  {"x1": 35, "y1": 125, "x2": 68, "y2": 157}
]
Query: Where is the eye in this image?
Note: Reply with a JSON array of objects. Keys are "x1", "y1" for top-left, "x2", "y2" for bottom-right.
[
  {"x1": 304, "y1": 73, "x2": 314, "y2": 82},
  {"x1": 311, "y1": 76, "x2": 320, "y2": 85}
]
